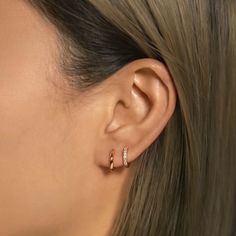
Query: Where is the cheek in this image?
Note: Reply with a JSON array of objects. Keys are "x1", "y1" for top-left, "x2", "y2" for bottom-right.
[
  {"x1": 0, "y1": 88, "x2": 81, "y2": 234},
  {"x1": 0, "y1": 92, "x2": 89, "y2": 236},
  {"x1": 0, "y1": 2, "x2": 94, "y2": 233},
  {"x1": 0, "y1": 93, "x2": 70, "y2": 232}
]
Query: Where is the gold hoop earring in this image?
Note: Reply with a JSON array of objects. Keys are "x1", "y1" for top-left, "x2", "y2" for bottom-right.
[
  {"x1": 109, "y1": 149, "x2": 115, "y2": 171},
  {"x1": 122, "y1": 146, "x2": 129, "y2": 168}
]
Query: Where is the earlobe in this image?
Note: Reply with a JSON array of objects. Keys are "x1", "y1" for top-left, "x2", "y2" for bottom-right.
[{"x1": 94, "y1": 58, "x2": 177, "y2": 172}]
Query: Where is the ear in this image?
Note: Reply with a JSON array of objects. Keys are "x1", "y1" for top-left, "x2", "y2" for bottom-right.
[{"x1": 93, "y1": 58, "x2": 177, "y2": 171}]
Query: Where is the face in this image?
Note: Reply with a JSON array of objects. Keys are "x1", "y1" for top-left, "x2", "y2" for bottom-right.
[{"x1": 0, "y1": 1, "x2": 103, "y2": 235}]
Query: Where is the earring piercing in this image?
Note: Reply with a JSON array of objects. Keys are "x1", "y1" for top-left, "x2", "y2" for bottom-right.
[
  {"x1": 122, "y1": 146, "x2": 129, "y2": 168},
  {"x1": 109, "y1": 149, "x2": 115, "y2": 171}
]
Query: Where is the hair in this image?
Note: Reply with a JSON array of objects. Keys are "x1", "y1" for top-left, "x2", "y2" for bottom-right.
[{"x1": 28, "y1": 1, "x2": 236, "y2": 235}]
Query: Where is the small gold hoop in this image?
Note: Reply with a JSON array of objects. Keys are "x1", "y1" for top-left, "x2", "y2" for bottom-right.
[
  {"x1": 109, "y1": 149, "x2": 115, "y2": 171},
  {"x1": 122, "y1": 146, "x2": 129, "y2": 168}
]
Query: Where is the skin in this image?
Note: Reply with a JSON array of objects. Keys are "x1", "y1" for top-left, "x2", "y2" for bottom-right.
[{"x1": 0, "y1": 1, "x2": 177, "y2": 236}]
